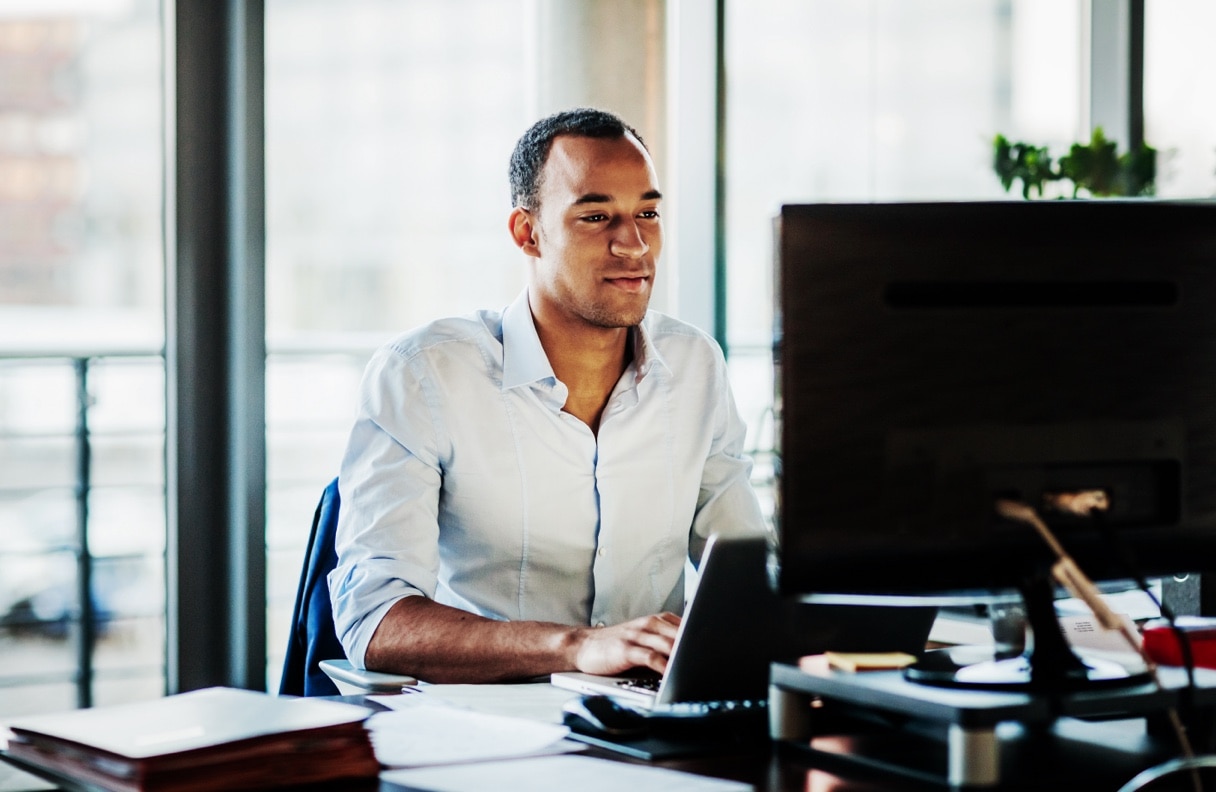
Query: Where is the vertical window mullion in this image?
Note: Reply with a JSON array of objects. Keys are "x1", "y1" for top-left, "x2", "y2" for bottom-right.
[{"x1": 73, "y1": 357, "x2": 95, "y2": 709}]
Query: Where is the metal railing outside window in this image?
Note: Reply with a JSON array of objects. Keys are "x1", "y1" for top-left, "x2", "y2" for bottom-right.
[
  {"x1": 263, "y1": 342, "x2": 379, "y2": 689},
  {"x1": 0, "y1": 343, "x2": 384, "y2": 713},
  {"x1": 0, "y1": 352, "x2": 167, "y2": 718}
]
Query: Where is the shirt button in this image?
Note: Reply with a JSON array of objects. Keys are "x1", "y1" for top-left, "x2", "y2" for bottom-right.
[
  {"x1": 597, "y1": 546, "x2": 606, "y2": 557},
  {"x1": 595, "y1": 622, "x2": 606, "y2": 628}
]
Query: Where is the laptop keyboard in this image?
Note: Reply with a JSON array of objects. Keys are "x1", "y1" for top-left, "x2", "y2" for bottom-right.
[
  {"x1": 611, "y1": 676, "x2": 767, "y2": 719},
  {"x1": 614, "y1": 677, "x2": 661, "y2": 695}
]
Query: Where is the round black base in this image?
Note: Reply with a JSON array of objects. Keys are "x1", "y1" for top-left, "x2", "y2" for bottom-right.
[{"x1": 905, "y1": 646, "x2": 1151, "y2": 693}]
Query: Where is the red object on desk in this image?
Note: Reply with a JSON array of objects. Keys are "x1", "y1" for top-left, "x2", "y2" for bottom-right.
[{"x1": 1141, "y1": 617, "x2": 1216, "y2": 668}]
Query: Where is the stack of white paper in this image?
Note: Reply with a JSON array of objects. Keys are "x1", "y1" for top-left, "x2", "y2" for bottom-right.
[{"x1": 366, "y1": 702, "x2": 576, "y2": 768}]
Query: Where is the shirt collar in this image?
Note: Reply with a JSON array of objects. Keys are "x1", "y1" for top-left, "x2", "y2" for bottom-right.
[
  {"x1": 501, "y1": 289, "x2": 673, "y2": 389},
  {"x1": 632, "y1": 315, "x2": 671, "y2": 381},
  {"x1": 501, "y1": 289, "x2": 556, "y2": 390}
]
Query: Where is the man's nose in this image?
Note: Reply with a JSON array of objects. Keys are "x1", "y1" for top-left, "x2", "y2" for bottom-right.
[{"x1": 609, "y1": 218, "x2": 649, "y2": 258}]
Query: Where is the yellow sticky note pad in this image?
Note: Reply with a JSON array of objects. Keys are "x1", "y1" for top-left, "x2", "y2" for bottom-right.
[{"x1": 823, "y1": 651, "x2": 918, "y2": 672}]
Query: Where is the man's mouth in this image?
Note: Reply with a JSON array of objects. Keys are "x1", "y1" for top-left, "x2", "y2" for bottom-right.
[{"x1": 606, "y1": 275, "x2": 650, "y2": 293}]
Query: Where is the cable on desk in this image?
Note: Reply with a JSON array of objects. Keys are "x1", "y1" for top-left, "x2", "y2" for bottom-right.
[{"x1": 1117, "y1": 755, "x2": 1216, "y2": 792}]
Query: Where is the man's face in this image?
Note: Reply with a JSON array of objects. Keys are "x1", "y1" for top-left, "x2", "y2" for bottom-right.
[{"x1": 511, "y1": 133, "x2": 663, "y2": 331}]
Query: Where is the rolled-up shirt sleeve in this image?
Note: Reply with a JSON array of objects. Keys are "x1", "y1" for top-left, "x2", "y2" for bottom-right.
[{"x1": 328, "y1": 345, "x2": 444, "y2": 669}]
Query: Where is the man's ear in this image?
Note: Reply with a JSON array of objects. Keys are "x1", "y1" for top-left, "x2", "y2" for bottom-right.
[{"x1": 508, "y1": 207, "x2": 541, "y2": 258}]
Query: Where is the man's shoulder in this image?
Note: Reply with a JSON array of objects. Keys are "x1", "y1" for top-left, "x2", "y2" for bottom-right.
[
  {"x1": 642, "y1": 310, "x2": 722, "y2": 354},
  {"x1": 380, "y1": 309, "x2": 504, "y2": 361}
]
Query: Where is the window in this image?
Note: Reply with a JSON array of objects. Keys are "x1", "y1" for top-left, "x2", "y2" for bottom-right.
[
  {"x1": 722, "y1": 0, "x2": 1088, "y2": 520},
  {"x1": 0, "y1": 0, "x2": 165, "y2": 716},
  {"x1": 1144, "y1": 0, "x2": 1216, "y2": 199},
  {"x1": 263, "y1": 0, "x2": 532, "y2": 686}
]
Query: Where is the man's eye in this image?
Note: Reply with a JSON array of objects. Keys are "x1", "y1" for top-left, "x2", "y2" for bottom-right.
[
  {"x1": 639, "y1": 210, "x2": 660, "y2": 219},
  {"x1": 582, "y1": 213, "x2": 608, "y2": 222}
]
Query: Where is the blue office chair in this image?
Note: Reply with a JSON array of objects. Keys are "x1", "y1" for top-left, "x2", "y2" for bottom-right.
[
  {"x1": 279, "y1": 477, "x2": 346, "y2": 697},
  {"x1": 280, "y1": 477, "x2": 418, "y2": 697}
]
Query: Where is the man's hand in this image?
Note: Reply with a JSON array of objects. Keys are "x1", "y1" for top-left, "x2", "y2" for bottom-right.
[{"x1": 571, "y1": 612, "x2": 682, "y2": 676}]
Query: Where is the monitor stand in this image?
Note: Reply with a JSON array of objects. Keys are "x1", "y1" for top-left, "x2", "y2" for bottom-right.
[
  {"x1": 769, "y1": 656, "x2": 1212, "y2": 790},
  {"x1": 905, "y1": 572, "x2": 1151, "y2": 692}
]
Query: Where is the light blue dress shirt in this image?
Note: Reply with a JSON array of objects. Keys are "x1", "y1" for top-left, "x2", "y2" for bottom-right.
[{"x1": 329, "y1": 290, "x2": 765, "y2": 668}]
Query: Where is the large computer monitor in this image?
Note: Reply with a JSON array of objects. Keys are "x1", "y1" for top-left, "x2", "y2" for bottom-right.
[{"x1": 772, "y1": 200, "x2": 1216, "y2": 689}]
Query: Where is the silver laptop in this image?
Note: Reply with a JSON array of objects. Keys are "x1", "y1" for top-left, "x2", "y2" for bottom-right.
[{"x1": 551, "y1": 533, "x2": 937, "y2": 711}]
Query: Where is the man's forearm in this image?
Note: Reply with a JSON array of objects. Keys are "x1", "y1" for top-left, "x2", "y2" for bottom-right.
[
  {"x1": 362, "y1": 595, "x2": 585, "y2": 683},
  {"x1": 362, "y1": 596, "x2": 681, "y2": 683}
]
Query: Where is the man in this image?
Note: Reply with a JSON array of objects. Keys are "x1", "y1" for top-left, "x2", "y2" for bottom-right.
[{"x1": 329, "y1": 108, "x2": 764, "y2": 683}]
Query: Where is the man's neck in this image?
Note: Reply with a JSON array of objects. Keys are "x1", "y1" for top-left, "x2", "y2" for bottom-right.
[{"x1": 535, "y1": 320, "x2": 633, "y2": 435}]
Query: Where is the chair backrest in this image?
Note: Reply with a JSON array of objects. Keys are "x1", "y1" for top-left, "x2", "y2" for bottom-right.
[{"x1": 279, "y1": 477, "x2": 345, "y2": 696}]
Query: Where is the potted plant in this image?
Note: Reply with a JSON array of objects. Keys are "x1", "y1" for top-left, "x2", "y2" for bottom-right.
[{"x1": 993, "y1": 128, "x2": 1156, "y2": 199}]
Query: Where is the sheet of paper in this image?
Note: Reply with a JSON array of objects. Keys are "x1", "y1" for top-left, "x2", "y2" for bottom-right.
[
  {"x1": 366, "y1": 702, "x2": 576, "y2": 767},
  {"x1": 371, "y1": 682, "x2": 579, "y2": 724},
  {"x1": 1059, "y1": 612, "x2": 1147, "y2": 671},
  {"x1": 381, "y1": 754, "x2": 754, "y2": 792},
  {"x1": 1055, "y1": 587, "x2": 1162, "y2": 621}
]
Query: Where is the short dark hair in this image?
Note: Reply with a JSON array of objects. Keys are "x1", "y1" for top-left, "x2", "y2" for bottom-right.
[{"x1": 508, "y1": 107, "x2": 646, "y2": 211}]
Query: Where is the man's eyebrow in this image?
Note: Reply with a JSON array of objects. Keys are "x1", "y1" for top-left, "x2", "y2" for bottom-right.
[{"x1": 571, "y1": 189, "x2": 664, "y2": 206}]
